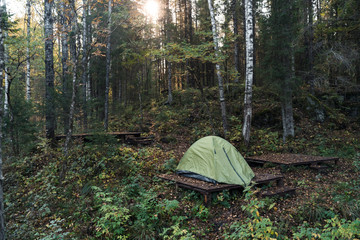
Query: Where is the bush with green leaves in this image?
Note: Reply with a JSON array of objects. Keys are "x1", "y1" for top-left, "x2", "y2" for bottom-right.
[
  {"x1": 92, "y1": 186, "x2": 130, "y2": 239},
  {"x1": 224, "y1": 187, "x2": 278, "y2": 240},
  {"x1": 293, "y1": 216, "x2": 360, "y2": 239}
]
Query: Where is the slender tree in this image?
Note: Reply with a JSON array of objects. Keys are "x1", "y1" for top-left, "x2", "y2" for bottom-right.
[
  {"x1": 0, "y1": 1, "x2": 6, "y2": 238},
  {"x1": 242, "y1": 0, "x2": 254, "y2": 145},
  {"x1": 165, "y1": 0, "x2": 173, "y2": 105},
  {"x1": 207, "y1": 0, "x2": 228, "y2": 137},
  {"x1": 59, "y1": 0, "x2": 70, "y2": 134},
  {"x1": 231, "y1": 0, "x2": 241, "y2": 83},
  {"x1": 104, "y1": 0, "x2": 112, "y2": 131},
  {"x1": 81, "y1": 0, "x2": 88, "y2": 130},
  {"x1": 64, "y1": 0, "x2": 79, "y2": 154},
  {"x1": 86, "y1": 1, "x2": 92, "y2": 101},
  {"x1": 26, "y1": 0, "x2": 31, "y2": 101},
  {"x1": 44, "y1": 0, "x2": 55, "y2": 140}
]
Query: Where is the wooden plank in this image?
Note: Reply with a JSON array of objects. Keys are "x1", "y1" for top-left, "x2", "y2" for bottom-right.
[
  {"x1": 158, "y1": 172, "x2": 284, "y2": 194},
  {"x1": 261, "y1": 186, "x2": 296, "y2": 197},
  {"x1": 159, "y1": 173, "x2": 292, "y2": 205},
  {"x1": 245, "y1": 154, "x2": 338, "y2": 167},
  {"x1": 55, "y1": 132, "x2": 142, "y2": 141}
]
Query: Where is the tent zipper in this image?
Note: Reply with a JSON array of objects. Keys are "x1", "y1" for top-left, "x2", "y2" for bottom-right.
[{"x1": 223, "y1": 147, "x2": 246, "y2": 186}]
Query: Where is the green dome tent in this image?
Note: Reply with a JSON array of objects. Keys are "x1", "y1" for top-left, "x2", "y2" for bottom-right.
[{"x1": 176, "y1": 136, "x2": 255, "y2": 186}]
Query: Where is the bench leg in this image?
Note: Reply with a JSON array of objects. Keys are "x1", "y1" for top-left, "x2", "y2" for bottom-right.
[
  {"x1": 277, "y1": 178, "x2": 284, "y2": 187},
  {"x1": 204, "y1": 194, "x2": 211, "y2": 206}
]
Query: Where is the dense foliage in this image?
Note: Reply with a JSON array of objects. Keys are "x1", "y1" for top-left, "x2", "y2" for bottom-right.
[{"x1": 0, "y1": 0, "x2": 359, "y2": 238}]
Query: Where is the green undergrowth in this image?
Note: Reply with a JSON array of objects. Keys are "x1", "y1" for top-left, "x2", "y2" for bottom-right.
[
  {"x1": 225, "y1": 188, "x2": 360, "y2": 240},
  {"x1": 5, "y1": 87, "x2": 360, "y2": 239},
  {"x1": 5, "y1": 142, "x2": 193, "y2": 239}
]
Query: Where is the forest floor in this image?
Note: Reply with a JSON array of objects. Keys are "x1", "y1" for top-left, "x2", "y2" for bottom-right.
[{"x1": 4, "y1": 87, "x2": 360, "y2": 239}]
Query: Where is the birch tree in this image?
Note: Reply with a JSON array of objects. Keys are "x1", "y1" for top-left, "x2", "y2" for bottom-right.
[
  {"x1": 104, "y1": 0, "x2": 112, "y2": 131},
  {"x1": 231, "y1": 0, "x2": 240, "y2": 83},
  {"x1": 165, "y1": 0, "x2": 173, "y2": 105},
  {"x1": 44, "y1": 0, "x2": 55, "y2": 140},
  {"x1": 26, "y1": 0, "x2": 31, "y2": 101},
  {"x1": 2, "y1": 0, "x2": 7, "y2": 117},
  {"x1": 242, "y1": 0, "x2": 254, "y2": 146},
  {"x1": 207, "y1": 0, "x2": 228, "y2": 137},
  {"x1": 59, "y1": 0, "x2": 70, "y2": 134},
  {"x1": 86, "y1": 1, "x2": 91, "y2": 101},
  {"x1": 0, "y1": 0, "x2": 6, "y2": 237},
  {"x1": 82, "y1": 0, "x2": 88, "y2": 130},
  {"x1": 64, "y1": 0, "x2": 79, "y2": 154}
]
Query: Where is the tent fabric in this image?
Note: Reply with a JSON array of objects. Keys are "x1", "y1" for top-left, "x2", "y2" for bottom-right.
[{"x1": 176, "y1": 136, "x2": 255, "y2": 186}]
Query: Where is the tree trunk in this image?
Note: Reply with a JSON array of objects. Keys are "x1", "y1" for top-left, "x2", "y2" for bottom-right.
[
  {"x1": 232, "y1": 0, "x2": 241, "y2": 83},
  {"x1": 308, "y1": 0, "x2": 314, "y2": 92},
  {"x1": 86, "y1": 1, "x2": 92, "y2": 101},
  {"x1": 281, "y1": 82, "x2": 294, "y2": 142},
  {"x1": 242, "y1": 0, "x2": 254, "y2": 146},
  {"x1": 104, "y1": 0, "x2": 112, "y2": 131},
  {"x1": 167, "y1": 61, "x2": 173, "y2": 104},
  {"x1": 281, "y1": 50, "x2": 295, "y2": 142},
  {"x1": 26, "y1": 0, "x2": 31, "y2": 101},
  {"x1": 3, "y1": 45, "x2": 7, "y2": 116},
  {"x1": 64, "y1": 0, "x2": 78, "y2": 155},
  {"x1": 45, "y1": 0, "x2": 55, "y2": 140},
  {"x1": 82, "y1": 0, "x2": 88, "y2": 130},
  {"x1": 59, "y1": 0, "x2": 70, "y2": 134},
  {"x1": 207, "y1": 0, "x2": 228, "y2": 137},
  {"x1": 0, "y1": 1, "x2": 6, "y2": 237}
]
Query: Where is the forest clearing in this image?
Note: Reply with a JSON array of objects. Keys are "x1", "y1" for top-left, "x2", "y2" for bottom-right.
[{"x1": 0, "y1": 0, "x2": 359, "y2": 239}]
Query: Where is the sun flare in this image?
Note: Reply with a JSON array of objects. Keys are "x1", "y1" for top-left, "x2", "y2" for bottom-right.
[{"x1": 143, "y1": 0, "x2": 160, "y2": 20}]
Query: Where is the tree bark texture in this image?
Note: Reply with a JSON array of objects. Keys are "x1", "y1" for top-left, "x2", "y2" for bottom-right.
[
  {"x1": 104, "y1": 0, "x2": 112, "y2": 131},
  {"x1": 64, "y1": 0, "x2": 78, "y2": 155},
  {"x1": 82, "y1": 0, "x2": 88, "y2": 130},
  {"x1": 59, "y1": 0, "x2": 70, "y2": 134},
  {"x1": 232, "y1": 0, "x2": 241, "y2": 83},
  {"x1": 26, "y1": 0, "x2": 31, "y2": 101},
  {"x1": 281, "y1": 82, "x2": 294, "y2": 142},
  {"x1": 207, "y1": 0, "x2": 228, "y2": 137},
  {"x1": 0, "y1": 1, "x2": 6, "y2": 238},
  {"x1": 86, "y1": 2, "x2": 92, "y2": 101},
  {"x1": 167, "y1": 61, "x2": 173, "y2": 104},
  {"x1": 44, "y1": 0, "x2": 55, "y2": 140},
  {"x1": 242, "y1": 0, "x2": 254, "y2": 146}
]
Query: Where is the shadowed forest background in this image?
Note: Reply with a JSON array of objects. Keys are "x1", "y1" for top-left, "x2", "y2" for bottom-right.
[{"x1": 0, "y1": 0, "x2": 359, "y2": 238}]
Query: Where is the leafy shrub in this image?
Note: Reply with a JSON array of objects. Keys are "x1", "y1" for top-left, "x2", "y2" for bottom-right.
[
  {"x1": 224, "y1": 187, "x2": 278, "y2": 240},
  {"x1": 293, "y1": 216, "x2": 360, "y2": 239},
  {"x1": 296, "y1": 193, "x2": 335, "y2": 223},
  {"x1": 92, "y1": 186, "x2": 130, "y2": 239}
]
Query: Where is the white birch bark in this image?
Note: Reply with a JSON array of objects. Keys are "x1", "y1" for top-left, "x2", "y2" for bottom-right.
[
  {"x1": 242, "y1": 0, "x2": 254, "y2": 146},
  {"x1": 64, "y1": 0, "x2": 79, "y2": 155},
  {"x1": 86, "y1": 2, "x2": 91, "y2": 101},
  {"x1": 2, "y1": 0, "x2": 7, "y2": 116},
  {"x1": 81, "y1": 0, "x2": 88, "y2": 130},
  {"x1": 207, "y1": 0, "x2": 228, "y2": 137},
  {"x1": 26, "y1": 0, "x2": 31, "y2": 101},
  {"x1": 0, "y1": 0, "x2": 6, "y2": 237},
  {"x1": 231, "y1": 0, "x2": 240, "y2": 83},
  {"x1": 104, "y1": 0, "x2": 112, "y2": 131},
  {"x1": 3, "y1": 44, "x2": 7, "y2": 116}
]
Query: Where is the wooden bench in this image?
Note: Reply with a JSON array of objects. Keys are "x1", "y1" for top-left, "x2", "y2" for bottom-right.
[
  {"x1": 245, "y1": 154, "x2": 338, "y2": 172},
  {"x1": 158, "y1": 172, "x2": 293, "y2": 206},
  {"x1": 55, "y1": 132, "x2": 142, "y2": 142}
]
